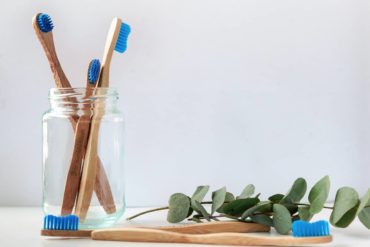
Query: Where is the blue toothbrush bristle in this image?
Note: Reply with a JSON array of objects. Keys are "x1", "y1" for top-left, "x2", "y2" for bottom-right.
[
  {"x1": 37, "y1": 13, "x2": 54, "y2": 33},
  {"x1": 292, "y1": 220, "x2": 330, "y2": 237},
  {"x1": 43, "y1": 215, "x2": 79, "y2": 231},
  {"x1": 88, "y1": 59, "x2": 101, "y2": 84},
  {"x1": 114, "y1": 22, "x2": 131, "y2": 53}
]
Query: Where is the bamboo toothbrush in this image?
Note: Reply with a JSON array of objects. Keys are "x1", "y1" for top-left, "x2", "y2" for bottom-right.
[
  {"x1": 92, "y1": 226, "x2": 332, "y2": 246},
  {"x1": 32, "y1": 13, "x2": 70, "y2": 88},
  {"x1": 75, "y1": 18, "x2": 131, "y2": 221},
  {"x1": 41, "y1": 215, "x2": 332, "y2": 246},
  {"x1": 61, "y1": 59, "x2": 101, "y2": 215},
  {"x1": 33, "y1": 13, "x2": 116, "y2": 215},
  {"x1": 41, "y1": 215, "x2": 269, "y2": 237}
]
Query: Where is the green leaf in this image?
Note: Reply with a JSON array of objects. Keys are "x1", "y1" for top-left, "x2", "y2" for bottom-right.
[
  {"x1": 191, "y1": 185, "x2": 210, "y2": 202},
  {"x1": 273, "y1": 204, "x2": 292, "y2": 235},
  {"x1": 330, "y1": 187, "x2": 360, "y2": 228},
  {"x1": 298, "y1": 206, "x2": 313, "y2": 221},
  {"x1": 222, "y1": 198, "x2": 260, "y2": 217},
  {"x1": 358, "y1": 204, "x2": 370, "y2": 229},
  {"x1": 238, "y1": 184, "x2": 255, "y2": 199},
  {"x1": 356, "y1": 189, "x2": 370, "y2": 215},
  {"x1": 191, "y1": 185, "x2": 210, "y2": 213},
  {"x1": 211, "y1": 187, "x2": 227, "y2": 214},
  {"x1": 241, "y1": 201, "x2": 272, "y2": 220},
  {"x1": 225, "y1": 192, "x2": 235, "y2": 202},
  {"x1": 167, "y1": 193, "x2": 191, "y2": 223},
  {"x1": 250, "y1": 214, "x2": 273, "y2": 227},
  {"x1": 268, "y1": 194, "x2": 284, "y2": 203},
  {"x1": 357, "y1": 189, "x2": 370, "y2": 229},
  {"x1": 193, "y1": 200, "x2": 210, "y2": 221},
  {"x1": 217, "y1": 192, "x2": 236, "y2": 214},
  {"x1": 281, "y1": 178, "x2": 307, "y2": 203},
  {"x1": 308, "y1": 176, "x2": 330, "y2": 214}
]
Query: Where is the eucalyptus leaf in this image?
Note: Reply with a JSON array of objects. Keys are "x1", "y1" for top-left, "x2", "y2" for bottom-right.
[
  {"x1": 241, "y1": 201, "x2": 272, "y2": 220},
  {"x1": 356, "y1": 189, "x2": 370, "y2": 215},
  {"x1": 167, "y1": 193, "x2": 191, "y2": 223},
  {"x1": 250, "y1": 214, "x2": 273, "y2": 227},
  {"x1": 193, "y1": 200, "x2": 210, "y2": 221},
  {"x1": 222, "y1": 198, "x2": 260, "y2": 217},
  {"x1": 225, "y1": 192, "x2": 235, "y2": 202},
  {"x1": 238, "y1": 184, "x2": 255, "y2": 199},
  {"x1": 211, "y1": 187, "x2": 227, "y2": 214},
  {"x1": 330, "y1": 187, "x2": 360, "y2": 228},
  {"x1": 268, "y1": 194, "x2": 284, "y2": 203},
  {"x1": 273, "y1": 204, "x2": 292, "y2": 235},
  {"x1": 191, "y1": 185, "x2": 210, "y2": 202},
  {"x1": 217, "y1": 192, "x2": 236, "y2": 214},
  {"x1": 358, "y1": 203, "x2": 370, "y2": 229},
  {"x1": 281, "y1": 178, "x2": 307, "y2": 204},
  {"x1": 191, "y1": 185, "x2": 210, "y2": 213},
  {"x1": 358, "y1": 189, "x2": 370, "y2": 229},
  {"x1": 298, "y1": 206, "x2": 313, "y2": 221},
  {"x1": 308, "y1": 176, "x2": 330, "y2": 214}
]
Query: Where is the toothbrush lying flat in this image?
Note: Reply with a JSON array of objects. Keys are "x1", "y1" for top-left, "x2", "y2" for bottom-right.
[
  {"x1": 41, "y1": 215, "x2": 332, "y2": 246},
  {"x1": 75, "y1": 17, "x2": 130, "y2": 220},
  {"x1": 41, "y1": 215, "x2": 269, "y2": 237},
  {"x1": 61, "y1": 59, "x2": 101, "y2": 215},
  {"x1": 33, "y1": 13, "x2": 116, "y2": 215},
  {"x1": 92, "y1": 227, "x2": 332, "y2": 246}
]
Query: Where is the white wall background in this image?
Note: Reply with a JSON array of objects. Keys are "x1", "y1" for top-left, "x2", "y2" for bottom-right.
[{"x1": 1, "y1": 0, "x2": 370, "y2": 207}]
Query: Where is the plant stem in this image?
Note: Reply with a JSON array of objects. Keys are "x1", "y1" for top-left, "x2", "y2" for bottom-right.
[
  {"x1": 293, "y1": 203, "x2": 334, "y2": 210},
  {"x1": 126, "y1": 206, "x2": 169, "y2": 220},
  {"x1": 126, "y1": 201, "x2": 213, "y2": 221}
]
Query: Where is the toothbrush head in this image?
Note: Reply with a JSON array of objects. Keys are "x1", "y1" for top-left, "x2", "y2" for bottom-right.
[
  {"x1": 292, "y1": 220, "x2": 330, "y2": 237},
  {"x1": 43, "y1": 214, "x2": 79, "y2": 231},
  {"x1": 114, "y1": 22, "x2": 131, "y2": 53},
  {"x1": 88, "y1": 59, "x2": 101, "y2": 84},
  {"x1": 36, "y1": 13, "x2": 54, "y2": 33}
]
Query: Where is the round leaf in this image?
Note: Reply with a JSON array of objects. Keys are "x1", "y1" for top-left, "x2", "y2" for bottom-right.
[
  {"x1": 268, "y1": 194, "x2": 284, "y2": 203},
  {"x1": 330, "y1": 187, "x2": 360, "y2": 228},
  {"x1": 298, "y1": 206, "x2": 313, "y2": 221},
  {"x1": 308, "y1": 176, "x2": 330, "y2": 214},
  {"x1": 241, "y1": 201, "x2": 272, "y2": 220},
  {"x1": 251, "y1": 214, "x2": 273, "y2": 227},
  {"x1": 191, "y1": 185, "x2": 210, "y2": 202},
  {"x1": 238, "y1": 184, "x2": 255, "y2": 199},
  {"x1": 193, "y1": 200, "x2": 210, "y2": 221},
  {"x1": 273, "y1": 204, "x2": 292, "y2": 235},
  {"x1": 225, "y1": 192, "x2": 235, "y2": 202},
  {"x1": 281, "y1": 178, "x2": 307, "y2": 203},
  {"x1": 167, "y1": 193, "x2": 190, "y2": 223},
  {"x1": 211, "y1": 187, "x2": 227, "y2": 214},
  {"x1": 222, "y1": 198, "x2": 260, "y2": 217},
  {"x1": 357, "y1": 189, "x2": 370, "y2": 229}
]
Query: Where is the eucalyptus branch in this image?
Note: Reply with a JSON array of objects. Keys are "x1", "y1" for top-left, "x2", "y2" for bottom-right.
[{"x1": 126, "y1": 176, "x2": 370, "y2": 235}]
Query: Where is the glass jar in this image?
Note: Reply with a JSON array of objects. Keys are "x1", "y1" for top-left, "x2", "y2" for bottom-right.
[{"x1": 42, "y1": 87, "x2": 125, "y2": 228}]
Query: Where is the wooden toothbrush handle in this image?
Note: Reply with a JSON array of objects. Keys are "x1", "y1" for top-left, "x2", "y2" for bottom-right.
[
  {"x1": 61, "y1": 115, "x2": 116, "y2": 215},
  {"x1": 91, "y1": 228, "x2": 333, "y2": 246},
  {"x1": 157, "y1": 221, "x2": 270, "y2": 234},
  {"x1": 75, "y1": 115, "x2": 103, "y2": 220}
]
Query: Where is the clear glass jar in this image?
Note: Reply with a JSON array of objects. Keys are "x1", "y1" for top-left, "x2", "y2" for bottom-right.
[{"x1": 42, "y1": 88, "x2": 125, "y2": 228}]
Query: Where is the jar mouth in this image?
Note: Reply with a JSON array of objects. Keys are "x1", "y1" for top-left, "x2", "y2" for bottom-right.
[{"x1": 49, "y1": 87, "x2": 118, "y2": 101}]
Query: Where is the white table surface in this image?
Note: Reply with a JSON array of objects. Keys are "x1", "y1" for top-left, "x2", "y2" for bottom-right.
[{"x1": 0, "y1": 207, "x2": 369, "y2": 246}]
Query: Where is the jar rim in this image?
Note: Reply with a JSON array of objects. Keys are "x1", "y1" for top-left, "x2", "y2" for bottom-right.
[{"x1": 49, "y1": 87, "x2": 119, "y2": 100}]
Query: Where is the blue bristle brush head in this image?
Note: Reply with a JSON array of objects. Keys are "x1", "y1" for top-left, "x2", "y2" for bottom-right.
[
  {"x1": 292, "y1": 220, "x2": 330, "y2": 237},
  {"x1": 114, "y1": 22, "x2": 131, "y2": 53},
  {"x1": 37, "y1": 13, "x2": 54, "y2": 33},
  {"x1": 43, "y1": 215, "x2": 79, "y2": 231},
  {"x1": 88, "y1": 59, "x2": 101, "y2": 84}
]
